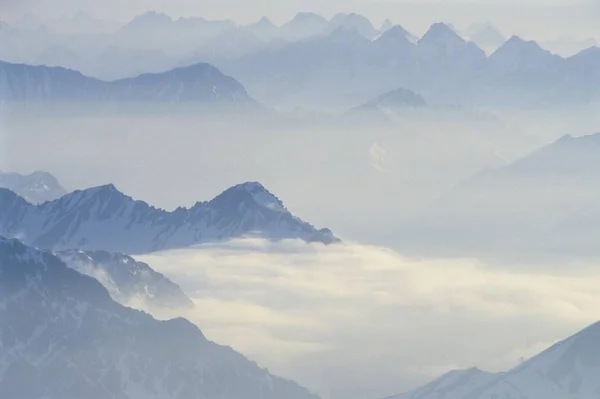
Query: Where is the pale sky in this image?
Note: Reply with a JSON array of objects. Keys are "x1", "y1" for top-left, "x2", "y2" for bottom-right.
[{"x1": 1, "y1": 0, "x2": 598, "y2": 38}]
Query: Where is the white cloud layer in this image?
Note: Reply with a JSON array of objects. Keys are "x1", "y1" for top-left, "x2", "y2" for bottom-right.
[{"x1": 139, "y1": 239, "x2": 600, "y2": 399}]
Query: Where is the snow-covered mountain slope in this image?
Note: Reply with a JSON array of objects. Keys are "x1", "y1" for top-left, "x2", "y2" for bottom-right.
[
  {"x1": 389, "y1": 321, "x2": 600, "y2": 399},
  {"x1": 0, "y1": 181, "x2": 338, "y2": 254},
  {"x1": 0, "y1": 60, "x2": 255, "y2": 105},
  {"x1": 0, "y1": 236, "x2": 320, "y2": 399},
  {"x1": 0, "y1": 171, "x2": 67, "y2": 204},
  {"x1": 57, "y1": 249, "x2": 194, "y2": 309}
]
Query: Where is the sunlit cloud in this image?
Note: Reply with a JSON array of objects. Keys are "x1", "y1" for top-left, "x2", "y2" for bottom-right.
[{"x1": 138, "y1": 239, "x2": 600, "y2": 399}]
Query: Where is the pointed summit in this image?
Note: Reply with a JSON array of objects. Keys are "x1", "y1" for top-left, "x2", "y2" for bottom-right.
[
  {"x1": 256, "y1": 16, "x2": 275, "y2": 27},
  {"x1": 490, "y1": 35, "x2": 558, "y2": 69},
  {"x1": 210, "y1": 181, "x2": 286, "y2": 213},
  {"x1": 420, "y1": 22, "x2": 465, "y2": 46},
  {"x1": 376, "y1": 25, "x2": 417, "y2": 46},
  {"x1": 380, "y1": 19, "x2": 394, "y2": 33},
  {"x1": 466, "y1": 23, "x2": 505, "y2": 51},
  {"x1": 418, "y1": 22, "x2": 486, "y2": 62},
  {"x1": 496, "y1": 35, "x2": 546, "y2": 53}
]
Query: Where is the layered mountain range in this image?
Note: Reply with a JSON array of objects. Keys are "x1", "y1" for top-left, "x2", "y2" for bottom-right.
[
  {"x1": 0, "y1": 61, "x2": 255, "y2": 105},
  {"x1": 0, "y1": 181, "x2": 337, "y2": 254},
  {"x1": 0, "y1": 236, "x2": 320, "y2": 399},
  {"x1": 216, "y1": 22, "x2": 600, "y2": 108},
  {"x1": 3, "y1": 12, "x2": 600, "y2": 108}
]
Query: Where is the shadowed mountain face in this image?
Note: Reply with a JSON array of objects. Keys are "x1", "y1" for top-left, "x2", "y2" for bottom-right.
[
  {"x1": 0, "y1": 61, "x2": 256, "y2": 105},
  {"x1": 0, "y1": 181, "x2": 338, "y2": 254},
  {"x1": 0, "y1": 237, "x2": 321, "y2": 399},
  {"x1": 390, "y1": 321, "x2": 600, "y2": 399},
  {"x1": 0, "y1": 171, "x2": 67, "y2": 204},
  {"x1": 57, "y1": 249, "x2": 195, "y2": 309}
]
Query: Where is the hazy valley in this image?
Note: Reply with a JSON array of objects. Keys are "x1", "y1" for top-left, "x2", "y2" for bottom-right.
[{"x1": 2, "y1": 4, "x2": 600, "y2": 399}]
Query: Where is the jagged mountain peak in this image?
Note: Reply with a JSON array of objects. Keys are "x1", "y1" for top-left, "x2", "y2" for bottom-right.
[
  {"x1": 127, "y1": 10, "x2": 173, "y2": 27},
  {"x1": 255, "y1": 16, "x2": 276, "y2": 27},
  {"x1": 67, "y1": 183, "x2": 124, "y2": 200},
  {"x1": 491, "y1": 35, "x2": 552, "y2": 59},
  {"x1": 380, "y1": 19, "x2": 394, "y2": 33},
  {"x1": 211, "y1": 181, "x2": 287, "y2": 213},
  {"x1": 0, "y1": 181, "x2": 337, "y2": 253},
  {"x1": 420, "y1": 22, "x2": 465, "y2": 45},
  {"x1": 376, "y1": 25, "x2": 417, "y2": 45},
  {"x1": 0, "y1": 170, "x2": 67, "y2": 204}
]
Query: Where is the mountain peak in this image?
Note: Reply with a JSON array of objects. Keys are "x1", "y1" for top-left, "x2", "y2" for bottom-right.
[
  {"x1": 256, "y1": 16, "x2": 275, "y2": 27},
  {"x1": 420, "y1": 22, "x2": 464, "y2": 45},
  {"x1": 490, "y1": 35, "x2": 555, "y2": 64},
  {"x1": 87, "y1": 183, "x2": 118, "y2": 194},
  {"x1": 376, "y1": 25, "x2": 416, "y2": 45},
  {"x1": 556, "y1": 133, "x2": 575, "y2": 143},
  {"x1": 329, "y1": 13, "x2": 377, "y2": 38},
  {"x1": 127, "y1": 11, "x2": 173, "y2": 28},
  {"x1": 214, "y1": 181, "x2": 287, "y2": 212},
  {"x1": 62, "y1": 184, "x2": 126, "y2": 206},
  {"x1": 292, "y1": 12, "x2": 327, "y2": 23},
  {"x1": 0, "y1": 170, "x2": 67, "y2": 204},
  {"x1": 380, "y1": 19, "x2": 394, "y2": 33},
  {"x1": 495, "y1": 35, "x2": 547, "y2": 55}
]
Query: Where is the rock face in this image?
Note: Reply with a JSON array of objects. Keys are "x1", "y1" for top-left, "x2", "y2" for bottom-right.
[
  {"x1": 0, "y1": 60, "x2": 256, "y2": 105},
  {"x1": 0, "y1": 171, "x2": 67, "y2": 204},
  {"x1": 57, "y1": 249, "x2": 195, "y2": 309},
  {"x1": 0, "y1": 236, "x2": 321, "y2": 399},
  {"x1": 0, "y1": 181, "x2": 338, "y2": 254},
  {"x1": 389, "y1": 321, "x2": 600, "y2": 399}
]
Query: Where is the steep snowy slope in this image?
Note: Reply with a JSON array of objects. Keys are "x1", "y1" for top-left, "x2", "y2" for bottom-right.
[
  {"x1": 0, "y1": 236, "x2": 320, "y2": 399},
  {"x1": 0, "y1": 171, "x2": 67, "y2": 204},
  {"x1": 0, "y1": 181, "x2": 338, "y2": 253},
  {"x1": 57, "y1": 249, "x2": 194, "y2": 309}
]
